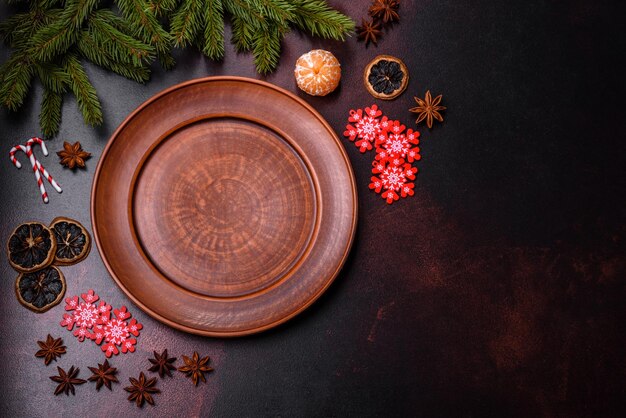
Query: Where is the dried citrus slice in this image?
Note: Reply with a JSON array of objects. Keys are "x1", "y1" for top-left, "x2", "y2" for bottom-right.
[
  {"x1": 7, "y1": 222, "x2": 56, "y2": 273},
  {"x1": 364, "y1": 55, "x2": 409, "y2": 100},
  {"x1": 50, "y1": 217, "x2": 91, "y2": 265},
  {"x1": 15, "y1": 266, "x2": 66, "y2": 313},
  {"x1": 294, "y1": 49, "x2": 341, "y2": 96}
]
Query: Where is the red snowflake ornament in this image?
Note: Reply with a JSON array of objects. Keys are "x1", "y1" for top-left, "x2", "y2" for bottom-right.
[
  {"x1": 90, "y1": 306, "x2": 143, "y2": 358},
  {"x1": 343, "y1": 105, "x2": 389, "y2": 153},
  {"x1": 370, "y1": 158, "x2": 417, "y2": 204},
  {"x1": 342, "y1": 104, "x2": 423, "y2": 205},
  {"x1": 60, "y1": 290, "x2": 111, "y2": 342},
  {"x1": 60, "y1": 290, "x2": 142, "y2": 357}
]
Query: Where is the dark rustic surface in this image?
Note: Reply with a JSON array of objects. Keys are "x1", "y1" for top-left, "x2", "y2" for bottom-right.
[{"x1": 1, "y1": 1, "x2": 625, "y2": 417}]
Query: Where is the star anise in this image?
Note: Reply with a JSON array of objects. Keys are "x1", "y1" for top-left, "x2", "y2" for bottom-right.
[
  {"x1": 56, "y1": 141, "x2": 91, "y2": 169},
  {"x1": 50, "y1": 366, "x2": 86, "y2": 396},
  {"x1": 35, "y1": 334, "x2": 66, "y2": 365},
  {"x1": 148, "y1": 349, "x2": 177, "y2": 378},
  {"x1": 369, "y1": 0, "x2": 400, "y2": 24},
  {"x1": 88, "y1": 359, "x2": 119, "y2": 391},
  {"x1": 356, "y1": 19, "x2": 382, "y2": 46},
  {"x1": 124, "y1": 372, "x2": 160, "y2": 407},
  {"x1": 409, "y1": 90, "x2": 447, "y2": 128},
  {"x1": 178, "y1": 351, "x2": 213, "y2": 386}
]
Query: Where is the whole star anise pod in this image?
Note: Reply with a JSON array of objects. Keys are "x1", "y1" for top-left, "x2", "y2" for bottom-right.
[
  {"x1": 178, "y1": 351, "x2": 213, "y2": 386},
  {"x1": 50, "y1": 366, "x2": 86, "y2": 396},
  {"x1": 409, "y1": 90, "x2": 446, "y2": 128},
  {"x1": 148, "y1": 349, "x2": 177, "y2": 378},
  {"x1": 88, "y1": 359, "x2": 119, "y2": 391},
  {"x1": 124, "y1": 372, "x2": 160, "y2": 407},
  {"x1": 369, "y1": 0, "x2": 400, "y2": 24},
  {"x1": 356, "y1": 19, "x2": 382, "y2": 47},
  {"x1": 35, "y1": 334, "x2": 66, "y2": 365},
  {"x1": 57, "y1": 141, "x2": 91, "y2": 169}
]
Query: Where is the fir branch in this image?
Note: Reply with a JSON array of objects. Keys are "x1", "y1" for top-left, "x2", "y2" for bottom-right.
[
  {"x1": 77, "y1": 30, "x2": 151, "y2": 82},
  {"x1": 65, "y1": 0, "x2": 99, "y2": 29},
  {"x1": 170, "y1": 0, "x2": 203, "y2": 47},
  {"x1": 261, "y1": 0, "x2": 297, "y2": 22},
  {"x1": 222, "y1": 0, "x2": 265, "y2": 26},
  {"x1": 230, "y1": 15, "x2": 255, "y2": 52},
  {"x1": 35, "y1": 62, "x2": 70, "y2": 93},
  {"x1": 29, "y1": 15, "x2": 75, "y2": 61},
  {"x1": 40, "y1": 88, "x2": 63, "y2": 137},
  {"x1": 89, "y1": 8, "x2": 133, "y2": 33},
  {"x1": 0, "y1": 51, "x2": 34, "y2": 111},
  {"x1": 202, "y1": 0, "x2": 224, "y2": 59},
  {"x1": 149, "y1": 0, "x2": 178, "y2": 17},
  {"x1": 252, "y1": 22, "x2": 285, "y2": 74},
  {"x1": 63, "y1": 54, "x2": 103, "y2": 126},
  {"x1": 88, "y1": 13, "x2": 155, "y2": 66},
  {"x1": 157, "y1": 50, "x2": 176, "y2": 69},
  {"x1": 289, "y1": 0, "x2": 355, "y2": 40},
  {"x1": 115, "y1": 0, "x2": 173, "y2": 55}
]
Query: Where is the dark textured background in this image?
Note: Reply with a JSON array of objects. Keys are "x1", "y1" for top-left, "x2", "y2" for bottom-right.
[{"x1": 1, "y1": 1, "x2": 625, "y2": 417}]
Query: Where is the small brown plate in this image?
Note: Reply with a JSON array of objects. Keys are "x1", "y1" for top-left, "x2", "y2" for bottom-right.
[{"x1": 91, "y1": 77, "x2": 357, "y2": 336}]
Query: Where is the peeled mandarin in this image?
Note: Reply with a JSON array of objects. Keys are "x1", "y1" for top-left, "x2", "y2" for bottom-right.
[{"x1": 294, "y1": 49, "x2": 341, "y2": 96}]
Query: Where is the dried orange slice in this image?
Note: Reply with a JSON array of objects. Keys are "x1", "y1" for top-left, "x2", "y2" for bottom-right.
[
  {"x1": 364, "y1": 55, "x2": 409, "y2": 100},
  {"x1": 294, "y1": 49, "x2": 341, "y2": 96},
  {"x1": 7, "y1": 222, "x2": 56, "y2": 273},
  {"x1": 15, "y1": 266, "x2": 66, "y2": 313}
]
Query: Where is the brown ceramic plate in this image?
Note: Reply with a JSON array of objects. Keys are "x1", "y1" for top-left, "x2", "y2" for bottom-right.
[{"x1": 91, "y1": 77, "x2": 357, "y2": 336}]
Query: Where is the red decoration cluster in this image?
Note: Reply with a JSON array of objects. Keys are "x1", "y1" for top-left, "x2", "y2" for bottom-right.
[
  {"x1": 60, "y1": 290, "x2": 142, "y2": 357},
  {"x1": 343, "y1": 105, "x2": 421, "y2": 204}
]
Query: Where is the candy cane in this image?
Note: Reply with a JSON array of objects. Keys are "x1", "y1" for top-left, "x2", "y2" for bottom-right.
[
  {"x1": 26, "y1": 137, "x2": 48, "y2": 156},
  {"x1": 11, "y1": 144, "x2": 49, "y2": 203},
  {"x1": 9, "y1": 145, "x2": 24, "y2": 168},
  {"x1": 25, "y1": 137, "x2": 62, "y2": 193}
]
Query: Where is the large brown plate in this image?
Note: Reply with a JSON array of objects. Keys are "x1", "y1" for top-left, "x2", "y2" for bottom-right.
[{"x1": 91, "y1": 77, "x2": 357, "y2": 336}]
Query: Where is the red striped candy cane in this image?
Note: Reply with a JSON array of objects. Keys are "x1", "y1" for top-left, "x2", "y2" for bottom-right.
[
  {"x1": 11, "y1": 144, "x2": 49, "y2": 203},
  {"x1": 26, "y1": 137, "x2": 48, "y2": 156},
  {"x1": 25, "y1": 137, "x2": 62, "y2": 193},
  {"x1": 9, "y1": 145, "x2": 24, "y2": 168}
]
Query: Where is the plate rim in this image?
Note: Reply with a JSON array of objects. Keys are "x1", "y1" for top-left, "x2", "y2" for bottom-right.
[{"x1": 91, "y1": 76, "x2": 358, "y2": 337}]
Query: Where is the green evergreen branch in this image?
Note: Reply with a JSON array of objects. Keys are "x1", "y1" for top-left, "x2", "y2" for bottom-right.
[
  {"x1": 149, "y1": 0, "x2": 178, "y2": 17},
  {"x1": 89, "y1": 14, "x2": 155, "y2": 65},
  {"x1": 202, "y1": 0, "x2": 224, "y2": 59},
  {"x1": 289, "y1": 0, "x2": 355, "y2": 40},
  {"x1": 40, "y1": 88, "x2": 63, "y2": 137},
  {"x1": 230, "y1": 15, "x2": 254, "y2": 52},
  {"x1": 222, "y1": 0, "x2": 265, "y2": 26},
  {"x1": 252, "y1": 22, "x2": 285, "y2": 74},
  {"x1": 35, "y1": 62, "x2": 70, "y2": 93},
  {"x1": 63, "y1": 53, "x2": 103, "y2": 126},
  {"x1": 170, "y1": 0, "x2": 203, "y2": 47},
  {"x1": 65, "y1": 0, "x2": 99, "y2": 29},
  {"x1": 0, "y1": 52, "x2": 34, "y2": 111},
  {"x1": 77, "y1": 30, "x2": 150, "y2": 82},
  {"x1": 115, "y1": 0, "x2": 173, "y2": 55}
]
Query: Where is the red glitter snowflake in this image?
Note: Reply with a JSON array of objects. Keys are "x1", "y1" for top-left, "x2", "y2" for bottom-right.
[
  {"x1": 343, "y1": 105, "x2": 389, "y2": 153},
  {"x1": 90, "y1": 306, "x2": 143, "y2": 357},
  {"x1": 60, "y1": 289, "x2": 142, "y2": 357},
  {"x1": 370, "y1": 158, "x2": 417, "y2": 204}
]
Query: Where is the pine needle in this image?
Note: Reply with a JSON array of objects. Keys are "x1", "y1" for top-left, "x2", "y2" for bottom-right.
[
  {"x1": 63, "y1": 54, "x2": 103, "y2": 126},
  {"x1": 202, "y1": 0, "x2": 225, "y2": 60},
  {"x1": 170, "y1": 0, "x2": 203, "y2": 47},
  {"x1": 40, "y1": 88, "x2": 63, "y2": 137}
]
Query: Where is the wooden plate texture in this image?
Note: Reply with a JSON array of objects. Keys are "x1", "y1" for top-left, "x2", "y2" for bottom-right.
[{"x1": 91, "y1": 77, "x2": 357, "y2": 336}]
